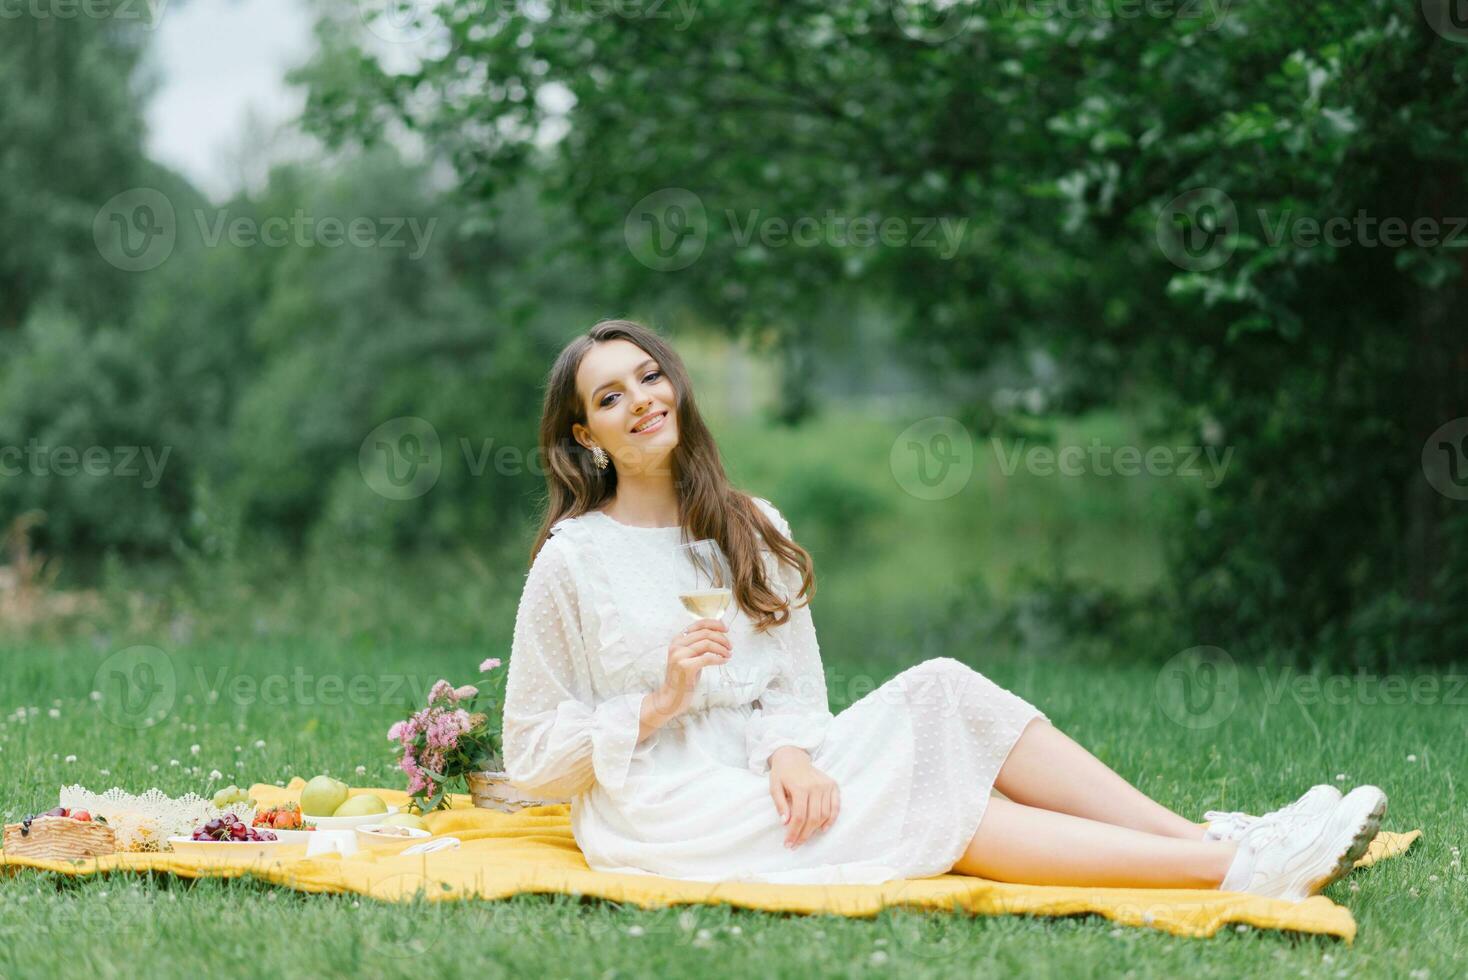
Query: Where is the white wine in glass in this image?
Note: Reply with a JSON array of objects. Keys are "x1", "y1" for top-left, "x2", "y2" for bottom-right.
[
  {"x1": 675, "y1": 538, "x2": 738, "y2": 690},
  {"x1": 679, "y1": 588, "x2": 732, "y2": 620}
]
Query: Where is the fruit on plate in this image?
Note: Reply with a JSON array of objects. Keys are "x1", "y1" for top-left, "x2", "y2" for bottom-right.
[
  {"x1": 191, "y1": 816, "x2": 278, "y2": 842},
  {"x1": 333, "y1": 793, "x2": 388, "y2": 818},
  {"x1": 252, "y1": 803, "x2": 315, "y2": 831},
  {"x1": 300, "y1": 775, "x2": 350, "y2": 816},
  {"x1": 212, "y1": 785, "x2": 253, "y2": 809},
  {"x1": 381, "y1": 813, "x2": 428, "y2": 832}
]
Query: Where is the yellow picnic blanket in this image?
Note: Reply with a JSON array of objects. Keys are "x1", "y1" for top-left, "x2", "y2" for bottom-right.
[{"x1": 1, "y1": 779, "x2": 1421, "y2": 944}]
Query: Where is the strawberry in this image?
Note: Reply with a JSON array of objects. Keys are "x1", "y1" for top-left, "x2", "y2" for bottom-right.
[{"x1": 71, "y1": 810, "x2": 91, "y2": 822}]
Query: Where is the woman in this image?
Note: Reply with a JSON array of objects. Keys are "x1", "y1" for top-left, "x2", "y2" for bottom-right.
[{"x1": 502, "y1": 318, "x2": 1386, "y2": 898}]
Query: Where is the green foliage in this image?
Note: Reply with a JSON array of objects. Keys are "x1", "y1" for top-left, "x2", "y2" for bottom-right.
[
  {"x1": 771, "y1": 466, "x2": 891, "y2": 566},
  {"x1": 0, "y1": 5, "x2": 157, "y2": 330},
  {"x1": 1, "y1": 141, "x2": 611, "y2": 559},
  {"x1": 4, "y1": 2, "x2": 1465, "y2": 663},
  {"x1": 295, "y1": 1, "x2": 1468, "y2": 662},
  {"x1": 0, "y1": 307, "x2": 205, "y2": 552}
]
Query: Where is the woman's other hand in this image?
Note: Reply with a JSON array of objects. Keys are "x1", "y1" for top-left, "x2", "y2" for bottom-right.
[{"x1": 768, "y1": 746, "x2": 840, "y2": 848}]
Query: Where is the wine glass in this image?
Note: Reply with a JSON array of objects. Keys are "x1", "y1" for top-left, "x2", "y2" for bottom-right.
[{"x1": 674, "y1": 538, "x2": 738, "y2": 691}]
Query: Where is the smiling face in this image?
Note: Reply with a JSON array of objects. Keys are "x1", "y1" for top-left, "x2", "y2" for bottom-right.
[{"x1": 572, "y1": 338, "x2": 680, "y2": 474}]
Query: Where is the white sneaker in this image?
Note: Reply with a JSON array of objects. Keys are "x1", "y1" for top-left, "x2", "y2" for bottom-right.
[
  {"x1": 1203, "y1": 784, "x2": 1343, "y2": 842},
  {"x1": 1219, "y1": 785, "x2": 1387, "y2": 902}
]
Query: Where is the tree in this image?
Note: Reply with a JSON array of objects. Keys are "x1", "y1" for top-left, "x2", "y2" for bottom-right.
[
  {"x1": 297, "y1": 1, "x2": 1468, "y2": 661},
  {"x1": 0, "y1": 4, "x2": 159, "y2": 330}
]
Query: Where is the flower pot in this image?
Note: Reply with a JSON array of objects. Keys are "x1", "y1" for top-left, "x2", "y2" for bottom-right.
[{"x1": 465, "y1": 770, "x2": 566, "y2": 812}]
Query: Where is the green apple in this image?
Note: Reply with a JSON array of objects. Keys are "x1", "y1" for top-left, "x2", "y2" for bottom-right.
[
  {"x1": 381, "y1": 812, "x2": 428, "y2": 832},
  {"x1": 332, "y1": 793, "x2": 388, "y2": 817},
  {"x1": 300, "y1": 775, "x2": 350, "y2": 816}
]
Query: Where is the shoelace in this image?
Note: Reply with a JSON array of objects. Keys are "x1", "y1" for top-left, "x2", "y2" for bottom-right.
[
  {"x1": 1206, "y1": 791, "x2": 1325, "y2": 836},
  {"x1": 1203, "y1": 810, "x2": 1256, "y2": 838}
]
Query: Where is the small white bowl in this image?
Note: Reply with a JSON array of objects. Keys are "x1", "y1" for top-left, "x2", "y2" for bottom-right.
[
  {"x1": 356, "y1": 823, "x2": 431, "y2": 847},
  {"x1": 251, "y1": 827, "x2": 317, "y2": 843},
  {"x1": 300, "y1": 804, "x2": 400, "y2": 830}
]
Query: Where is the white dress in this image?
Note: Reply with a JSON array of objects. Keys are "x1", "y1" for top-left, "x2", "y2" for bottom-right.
[{"x1": 501, "y1": 497, "x2": 1048, "y2": 885}]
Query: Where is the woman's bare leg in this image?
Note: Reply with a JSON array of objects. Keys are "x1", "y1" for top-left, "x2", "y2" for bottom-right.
[
  {"x1": 952, "y1": 797, "x2": 1236, "y2": 888},
  {"x1": 996, "y1": 719, "x2": 1208, "y2": 840}
]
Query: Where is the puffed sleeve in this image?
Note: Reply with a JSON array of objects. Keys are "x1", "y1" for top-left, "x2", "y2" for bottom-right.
[
  {"x1": 745, "y1": 499, "x2": 835, "y2": 776},
  {"x1": 502, "y1": 535, "x2": 647, "y2": 798}
]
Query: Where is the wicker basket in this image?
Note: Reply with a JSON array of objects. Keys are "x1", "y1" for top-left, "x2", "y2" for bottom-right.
[
  {"x1": 3, "y1": 817, "x2": 116, "y2": 860},
  {"x1": 465, "y1": 770, "x2": 567, "y2": 813}
]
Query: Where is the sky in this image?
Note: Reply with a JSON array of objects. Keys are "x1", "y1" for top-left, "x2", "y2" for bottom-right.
[
  {"x1": 143, "y1": 0, "x2": 316, "y2": 200},
  {"x1": 141, "y1": 1, "x2": 567, "y2": 200}
]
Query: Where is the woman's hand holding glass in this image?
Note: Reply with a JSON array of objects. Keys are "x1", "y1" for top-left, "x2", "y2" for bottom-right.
[{"x1": 646, "y1": 618, "x2": 731, "y2": 725}]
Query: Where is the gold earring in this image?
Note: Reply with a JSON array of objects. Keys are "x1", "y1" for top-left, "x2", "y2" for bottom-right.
[{"x1": 591, "y1": 445, "x2": 609, "y2": 470}]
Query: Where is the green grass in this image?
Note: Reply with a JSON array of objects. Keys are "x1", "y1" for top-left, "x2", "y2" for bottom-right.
[{"x1": 1, "y1": 636, "x2": 1462, "y2": 978}]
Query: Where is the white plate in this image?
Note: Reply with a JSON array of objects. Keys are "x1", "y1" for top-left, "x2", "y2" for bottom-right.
[
  {"x1": 300, "y1": 804, "x2": 399, "y2": 830},
  {"x1": 167, "y1": 835, "x2": 298, "y2": 861},
  {"x1": 356, "y1": 824, "x2": 431, "y2": 846}
]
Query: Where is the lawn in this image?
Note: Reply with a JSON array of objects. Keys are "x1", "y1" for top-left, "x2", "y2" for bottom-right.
[{"x1": 0, "y1": 636, "x2": 1461, "y2": 978}]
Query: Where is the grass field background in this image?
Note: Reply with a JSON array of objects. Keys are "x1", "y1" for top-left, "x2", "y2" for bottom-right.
[{"x1": 2, "y1": 403, "x2": 1463, "y2": 977}]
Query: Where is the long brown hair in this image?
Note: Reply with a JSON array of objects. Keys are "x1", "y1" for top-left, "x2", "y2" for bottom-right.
[{"x1": 529, "y1": 318, "x2": 815, "y2": 633}]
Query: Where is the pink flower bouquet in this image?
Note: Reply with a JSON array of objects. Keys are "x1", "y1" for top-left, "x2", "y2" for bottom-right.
[{"x1": 388, "y1": 657, "x2": 505, "y2": 812}]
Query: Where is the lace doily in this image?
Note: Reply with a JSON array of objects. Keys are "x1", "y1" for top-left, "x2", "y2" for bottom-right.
[{"x1": 57, "y1": 785, "x2": 256, "y2": 852}]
